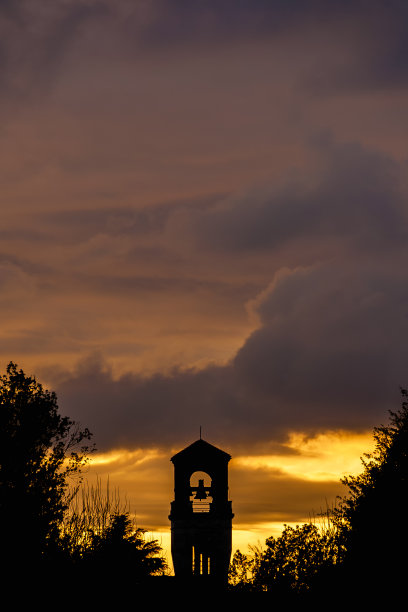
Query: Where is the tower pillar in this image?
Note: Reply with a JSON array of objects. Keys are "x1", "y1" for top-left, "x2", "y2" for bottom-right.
[{"x1": 169, "y1": 439, "x2": 234, "y2": 586}]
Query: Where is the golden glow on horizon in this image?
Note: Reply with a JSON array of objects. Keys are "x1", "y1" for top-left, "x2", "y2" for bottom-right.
[
  {"x1": 89, "y1": 447, "x2": 163, "y2": 467},
  {"x1": 232, "y1": 522, "x2": 306, "y2": 552},
  {"x1": 80, "y1": 430, "x2": 375, "y2": 571},
  {"x1": 234, "y1": 430, "x2": 374, "y2": 482}
]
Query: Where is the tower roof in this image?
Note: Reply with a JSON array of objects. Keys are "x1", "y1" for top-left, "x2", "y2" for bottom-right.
[{"x1": 170, "y1": 438, "x2": 231, "y2": 464}]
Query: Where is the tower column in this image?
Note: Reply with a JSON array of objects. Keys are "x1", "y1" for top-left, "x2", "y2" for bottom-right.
[{"x1": 169, "y1": 438, "x2": 234, "y2": 586}]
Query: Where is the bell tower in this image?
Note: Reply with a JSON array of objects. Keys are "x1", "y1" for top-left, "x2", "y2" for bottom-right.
[{"x1": 169, "y1": 438, "x2": 234, "y2": 586}]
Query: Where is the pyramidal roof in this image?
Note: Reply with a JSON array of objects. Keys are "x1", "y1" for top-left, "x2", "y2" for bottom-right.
[{"x1": 170, "y1": 438, "x2": 231, "y2": 463}]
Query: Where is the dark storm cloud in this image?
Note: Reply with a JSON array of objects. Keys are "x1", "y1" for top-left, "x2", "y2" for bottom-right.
[
  {"x1": 305, "y1": 3, "x2": 408, "y2": 93},
  {"x1": 0, "y1": 0, "x2": 108, "y2": 100},
  {"x1": 50, "y1": 137, "x2": 408, "y2": 451},
  {"x1": 116, "y1": 0, "x2": 408, "y2": 74},
  {"x1": 1, "y1": 0, "x2": 408, "y2": 105},
  {"x1": 189, "y1": 138, "x2": 405, "y2": 253},
  {"x1": 55, "y1": 355, "x2": 239, "y2": 449},
  {"x1": 233, "y1": 263, "x2": 408, "y2": 414},
  {"x1": 131, "y1": 0, "x2": 313, "y2": 47},
  {"x1": 55, "y1": 260, "x2": 408, "y2": 451}
]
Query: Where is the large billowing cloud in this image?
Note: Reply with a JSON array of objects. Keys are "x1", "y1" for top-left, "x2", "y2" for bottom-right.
[
  {"x1": 49, "y1": 137, "x2": 408, "y2": 451},
  {"x1": 55, "y1": 262, "x2": 408, "y2": 450}
]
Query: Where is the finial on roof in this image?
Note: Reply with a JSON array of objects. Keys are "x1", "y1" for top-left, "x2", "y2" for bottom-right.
[{"x1": 199, "y1": 425, "x2": 202, "y2": 440}]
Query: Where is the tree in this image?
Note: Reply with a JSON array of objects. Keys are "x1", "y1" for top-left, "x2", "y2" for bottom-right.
[
  {"x1": 334, "y1": 388, "x2": 408, "y2": 592},
  {"x1": 228, "y1": 391, "x2": 408, "y2": 600},
  {"x1": 252, "y1": 522, "x2": 343, "y2": 595},
  {"x1": 83, "y1": 513, "x2": 167, "y2": 581},
  {"x1": 61, "y1": 478, "x2": 168, "y2": 581},
  {"x1": 61, "y1": 477, "x2": 127, "y2": 558},
  {"x1": 229, "y1": 549, "x2": 257, "y2": 590},
  {"x1": 0, "y1": 362, "x2": 93, "y2": 569}
]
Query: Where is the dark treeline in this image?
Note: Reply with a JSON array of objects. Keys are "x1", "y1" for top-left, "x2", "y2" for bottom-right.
[
  {"x1": 0, "y1": 362, "x2": 167, "y2": 597},
  {"x1": 229, "y1": 388, "x2": 408, "y2": 603},
  {"x1": 1, "y1": 361, "x2": 407, "y2": 602}
]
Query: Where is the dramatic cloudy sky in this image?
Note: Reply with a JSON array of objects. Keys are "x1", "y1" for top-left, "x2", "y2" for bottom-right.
[{"x1": 1, "y1": 0, "x2": 408, "y2": 562}]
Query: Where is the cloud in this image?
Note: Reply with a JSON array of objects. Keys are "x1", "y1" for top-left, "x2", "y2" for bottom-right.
[
  {"x1": 185, "y1": 137, "x2": 405, "y2": 254},
  {"x1": 0, "y1": 0, "x2": 108, "y2": 102},
  {"x1": 233, "y1": 263, "x2": 408, "y2": 419},
  {"x1": 304, "y1": 3, "x2": 408, "y2": 93},
  {"x1": 53, "y1": 259, "x2": 408, "y2": 451},
  {"x1": 39, "y1": 135, "x2": 407, "y2": 452},
  {"x1": 2, "y1": 0, "x2": 408, "y2": 109},
  {"x1": 230, "y1": 466, "x2": 344, "y2": 525}
]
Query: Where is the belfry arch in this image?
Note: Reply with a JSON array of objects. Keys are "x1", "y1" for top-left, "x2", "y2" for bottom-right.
[
  {"x1": 190, "y1": 471, "x2": 213, "y2": 513},
  {"x1": 169, "y1": 438, "x2": 233, "y2": 585}
]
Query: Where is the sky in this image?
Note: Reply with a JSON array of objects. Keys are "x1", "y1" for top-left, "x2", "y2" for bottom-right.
[{"x1": 1, "y1": 0, "x2": 408, "y2": 565}]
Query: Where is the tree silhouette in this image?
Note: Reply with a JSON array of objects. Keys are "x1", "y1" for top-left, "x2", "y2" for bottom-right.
[
  {"x1": 228, "y1": 391, "x2": 408, "y2": 600},
  {"x1": 335, "y1": 388, "x2": 408, "y2": 593},
  {"x1": 0, "y1": 362, "x2": 93, "y2": 570},
  {"x1": 251, "y1": 522, "x2": 342, "y2": 595},
  {"x1": 61, "y1": 479, "x2": 167, "y2": 581},
  {"x1": 229, "y1": 549, "x2": 256, "y2": 590},
  {"x1": 61, "y1": 477, "x2": 128, "y2": 558},
  {"x1": 83, "y1": 513, "x2": 167, "y2": 581}
]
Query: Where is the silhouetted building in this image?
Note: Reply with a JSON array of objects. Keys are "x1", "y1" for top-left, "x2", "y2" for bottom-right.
[{"x1": 169, "y1": 438, "x2": 234, "y2": 586}]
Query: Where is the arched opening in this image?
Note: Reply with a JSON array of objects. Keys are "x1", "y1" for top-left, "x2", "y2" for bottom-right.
[{"x1": 190, "y1": 471, "x2": 213, "y2": 513}]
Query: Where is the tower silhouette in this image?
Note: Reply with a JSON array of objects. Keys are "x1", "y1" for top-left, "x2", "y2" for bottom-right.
[{"x1": 169, "y1": 438, "x2": 234, "y2": 586}]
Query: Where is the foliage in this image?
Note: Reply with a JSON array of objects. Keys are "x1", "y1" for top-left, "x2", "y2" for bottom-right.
[
  {"x1": 61, "y1": 477, "x2": 167, "y2": 579},
  {"x1": 83, "y1": 513, "x2": 167, "y2": 579},
  {"x1": 229, "y1": 548, "x2": 257, "y2": 590},
  {"x1": 252, "y1": 522, "x2": 343, "y2": 594},
  {"x1": 229, "y1": 390, "x2": 408, "y2": 597},
  {"x1": 229, "y1": 511, "x2": 344, "y2": 595},
  {"x1": 0, "y1": 361, "x2": 166, "y2": 582},
  {"x1": 61, "y1": 477, "x2": 127, "y2": 558},
  {"x1": 0, "y1": 361, "x2": 92, "y2": 565},
  {"x1": 334, "y1": 388, "x2": 408, "y2": 586}
]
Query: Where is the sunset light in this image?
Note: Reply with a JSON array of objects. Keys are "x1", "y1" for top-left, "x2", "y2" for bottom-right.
[{"x1": 1, "y1": 1, "x2": 407, "y2": 600}]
